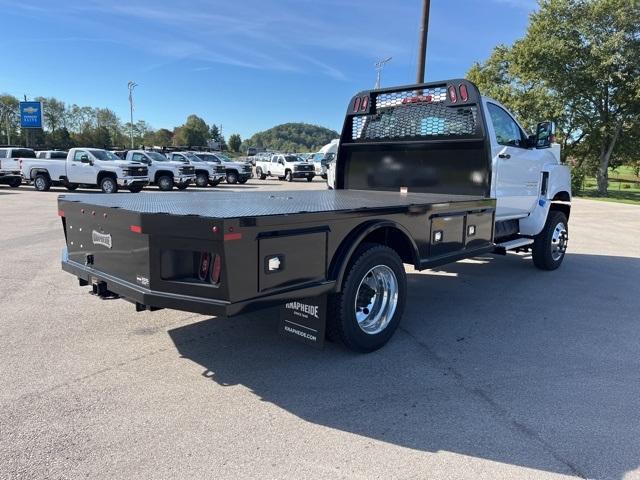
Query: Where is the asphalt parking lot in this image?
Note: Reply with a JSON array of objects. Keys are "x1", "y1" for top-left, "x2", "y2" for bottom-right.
[{"x1": 1, "y1": 180, "x2": 639, "y2": 480}]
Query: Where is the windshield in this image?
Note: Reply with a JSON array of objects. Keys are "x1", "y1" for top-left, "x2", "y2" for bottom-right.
[
  {"x1": 217, "y1": 154, "x2": 233, "y2": 162},
  {"x1": 89, "y1": 149, "x2": 120, "y2": 161},
  {"x1": 284, "y1": 155, "x2": 299, "y2": 162},
  {"x1": 310, "y1": 153, "x2": 323, "y2": 162},
  {"x1": 148, "y1": 152, "x2": 168, "y2": 162}
]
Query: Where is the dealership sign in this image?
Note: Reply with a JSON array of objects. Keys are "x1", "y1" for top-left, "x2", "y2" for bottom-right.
[{"x1": 19, "y1": 101, "x2": 43, "y2": 129}]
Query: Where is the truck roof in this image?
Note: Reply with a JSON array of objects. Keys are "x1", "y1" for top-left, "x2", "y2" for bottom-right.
[{"x1": 59, "y1": 190, "x2": 486, "y2": 219}]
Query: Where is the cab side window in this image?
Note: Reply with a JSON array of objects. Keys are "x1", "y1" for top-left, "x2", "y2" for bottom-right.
[
  {"x1": 171, "y1": 154, "x2": 182, "y2": 162},
  {"x1": 132, "y1": 153, "x2": 145, "y2": 162},
  {"x1": 73, "y1": 150, "x2": 87, "y2": 161},
  {"x1": 487, "y1": 103, "x2": 527, "y2": 148},
  {"x1": 0, "y1": 149, "x2": 7, "y2": 159}
]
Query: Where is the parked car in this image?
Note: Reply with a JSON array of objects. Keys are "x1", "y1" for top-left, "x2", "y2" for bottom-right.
[
  {"x1": 0, "y1": 147, "x2": 35, "y2": 187},
  {"x1": 191, "y1": 152, "x2": 253, "y2": 184},
  {"x1": 255, "y1": 154, "x2": 315, "y2": 182},
  {"x1": 22, "y1": 147, "x2": 149, "y2": 193},
  {"x1": 169, "y1": 151, "x2": 226, "y2": 187},
  {"x1": 58, "y1": 79, "x2": 571, "y2": 353},
  {"x1": 125, "y1": 150, "x2": 195, "y2": 191}
]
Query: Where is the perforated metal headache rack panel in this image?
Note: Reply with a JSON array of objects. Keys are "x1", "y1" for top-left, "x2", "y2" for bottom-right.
[
  {"x1": 60, "y1": 190, "x2": 486, "y2": 219},
  {"x1": 347, "y1": 80, "x2": 482, "y2": 142}
]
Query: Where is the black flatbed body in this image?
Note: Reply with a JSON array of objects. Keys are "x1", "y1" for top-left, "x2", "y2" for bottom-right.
[{"x1": 58, "y1": 79, "x2": 498, "y2": 319}]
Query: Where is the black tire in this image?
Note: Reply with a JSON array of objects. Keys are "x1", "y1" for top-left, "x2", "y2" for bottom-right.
[
  {"x1": 306, "y1": 176, "x2": 313, "y2": 182},
  {"x1": 256, "y1": 167, "x2": 263, "y2": 179},
  {"x1": 532, "y1": 210, "x2": 568, "y2": 270},
  {"x1": 128, "y1": 184, "x2": 144, "y2": 193},
  {"x1": 277, "y1": 176, "x2": 285, "y2": 181},
  {"x1": 65, "y1": 183, "x2": 78, "y2": 191},
  {"x1": 34, "y1": 174, "x2": 51, "y2": 191},
  {"x1": 8, "y1": 177, "x2": 21, "y2": 188},
  {"x1": 326, "y1": 243, "x2": 406, "y2": 353},
  {"x1": 321, "y1": 174, "x2": 327, "y2": 180},
  {"x1": 195, "y1": 172, "x2": 209, "y2": 188},
  {"x1": 157, "y1": 175, "x2": 174, "y2": 191},
  {"x1": 238, "y1": 178, "x2": 248, "y2": 184},
  {"x1": 285, "y1": 170, "x2": 293, "y2": 182},
  {"x1": 176, "y1": 181, "x2": 190, "y2": 190},
  {"x1": 100, "y1": 176, "x2": 118, "y2": 193},
  {"x1": 208, "y1": 179, "x2": 221, "y2": 187},
  {"x1": 226, "y1": 172, "x2": 238, "y2": 184}
]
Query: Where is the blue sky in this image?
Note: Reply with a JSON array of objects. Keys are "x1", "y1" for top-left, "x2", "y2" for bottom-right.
[{"x1": 0, "y1": 0, "x2": 536, "y2": 139}]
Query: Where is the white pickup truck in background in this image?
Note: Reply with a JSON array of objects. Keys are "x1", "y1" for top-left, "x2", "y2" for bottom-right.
[
  {"x1": 20, "y1": 147, "x2": 149, "y2": 193},
  {"x1": 125, "y1": 150, "x2": 195, "y2": 191},
  {"x1": 168, "y1": 151, "x2": 226, "y2": 187},
  {"x1": 191, "y1": 152, "x2": 253, "y2": 184},
  {"x1": 255, "y1": 154, "x2": 316, "y2": 182},
  {"x1": 0, "y1": 147, "x2": 36, "y2": 188}
]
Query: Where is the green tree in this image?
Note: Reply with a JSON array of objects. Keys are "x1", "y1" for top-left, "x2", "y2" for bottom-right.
[
  {"x1": 228, "y1": 133, "x2": 242, "y2": 152},
  {"x1": 174, "y1": 115, "x2": 210, "y2": 146},
  {"x1": 244, "y1": 123, "x2": 339, "y2": 152},
  {"x1": 153, "y1": 128, "x2": 173, "y2": 146},
  {"x1": 210, "y1": 124, "x2": 221, "y2": 141},
  {"x1": 469, "y1": 0, "x2": 640, "y2": 196}
]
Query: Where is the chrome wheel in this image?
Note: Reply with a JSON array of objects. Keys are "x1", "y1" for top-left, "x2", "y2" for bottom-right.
[
  {"x1": 102, "y1": 178, "x2": 116, "y2": 193},
  {"x1": 354, "y1": 265, "x2": 398, "y2": 335},
  {"x1": 35, "y1": 177, "x2": 46, "y2": 190},
  {"x1": 551, "y1": 222, "x2": 568, "y2": 261}
]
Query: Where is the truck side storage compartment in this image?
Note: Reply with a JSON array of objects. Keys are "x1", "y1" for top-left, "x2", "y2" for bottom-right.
[
  {"x1": 428, "y1": 209, "x2": 494, "y2": 257},
  {"x1": 258, "y1": 229, "x2": 327, "y2": 292}
]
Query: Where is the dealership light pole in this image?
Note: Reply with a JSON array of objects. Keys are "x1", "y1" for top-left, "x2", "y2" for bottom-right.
[
  {"x1": 416, "y1": 0, "x2": 431, "y2": 83},
  {"x1": 374, "y1": 57, "x2": 392, "y2": 89},
  {"x1": 127, "y1": 81, "x2": 138, "y2": 149}
]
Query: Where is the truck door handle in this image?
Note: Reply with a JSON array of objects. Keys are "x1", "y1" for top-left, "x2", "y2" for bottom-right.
[{"x1": 498, "y1": 153, "x2": 511, "y2": 159}]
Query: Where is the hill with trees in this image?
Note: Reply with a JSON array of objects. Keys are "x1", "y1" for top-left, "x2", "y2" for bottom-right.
[{"x1": 242, "y1": 123, "x2": 339, "y2": 152}]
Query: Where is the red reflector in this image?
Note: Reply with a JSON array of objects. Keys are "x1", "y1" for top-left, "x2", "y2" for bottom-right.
[
  {"x1": 459, "y1": 84, "x2": 469, "y2": 102},
  {"x1": 448, "y1": 85, "x2": 457, "y2": 103},
  {"x1": 224, "y1": 232, "x2": 242, "y2": 241},
  {"x1": 130, "y1": 225, "x2": 142, "y2": 233},
  {"x1": 353, "y1": 97, "x2": 361, "y2": 112},
  {"x1": 58, "y1": 210, "x2": 65, "y2": 217},
  {"x1": 360, "y1": 96, "x2": 369, "y2": 111},
  {"x1": 210, "y1": 254, "x2": 222, "y2": 284}
]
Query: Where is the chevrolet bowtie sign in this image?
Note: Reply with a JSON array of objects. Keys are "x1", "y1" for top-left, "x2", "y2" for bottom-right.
[{"x1": 20, "y1": 101, "x2": 43, "y2": 129}]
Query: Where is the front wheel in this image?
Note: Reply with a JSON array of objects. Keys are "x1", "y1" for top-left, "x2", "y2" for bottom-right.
[
  {"x1": 157, "y1": 175, "x2": 174, "y2": 191},
  {"x1": 226, "y1": 172, "x2": 238, "y2": 184},
  {"x1": 34, "y1": 174, "x2": 51, "y2": 191},
  {"x1": 195, "y1": 172, "x2": 209, "y2": 188},
  {"x1": 100, "y1": 176, "x2": 118, "y2": 193},
  {"x1": 327, "y1": 243, "x2": 406, "y2": 353},
  {"x1": 532, "y1": 210, "x2": 568, "y2": 270},
  {"x1": 285, "y1": 170, "x2": 293, "y2": 182}
]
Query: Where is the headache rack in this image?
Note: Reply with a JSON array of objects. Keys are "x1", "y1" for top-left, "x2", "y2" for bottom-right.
[{"x1": 336, "y1": 79, "x2": 491, "y2": 197}]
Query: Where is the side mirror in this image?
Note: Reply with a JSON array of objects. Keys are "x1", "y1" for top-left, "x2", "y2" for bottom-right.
[
  {"x1": 535, "y1": 121, "x2": 555, "y2": 149},
  {"x1": 80, "y1": 154, "x2": 90, "y2": 163}
]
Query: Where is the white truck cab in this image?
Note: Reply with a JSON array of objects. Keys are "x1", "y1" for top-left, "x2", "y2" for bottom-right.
[
  {"x1": 65, "y1": 148, "x2": 149, "y2": 193},
  {"x1": 256, "y1": 154, "x2": 316, "y2": 182},
  {"x1": 125, "y1": 150, "x2": 195, "y2": 191},
  {"x1": 169, "y1": 151, "x2": 226, "y2": 188}
]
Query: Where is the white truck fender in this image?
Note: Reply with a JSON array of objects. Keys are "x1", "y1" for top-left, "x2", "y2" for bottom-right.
[{"x1": 519, "y1": 164, "x2": 572, "y2": 236}]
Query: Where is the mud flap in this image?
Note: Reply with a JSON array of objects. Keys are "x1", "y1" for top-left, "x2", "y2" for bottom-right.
[{"x1": 279, "y1": 296, "x2": 326, "y2": 348}]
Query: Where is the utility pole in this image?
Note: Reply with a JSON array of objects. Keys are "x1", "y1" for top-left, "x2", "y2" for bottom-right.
[
  {"x1": 127, "y1": 81, "x2": 138, "y2": 149},
  {"x1": 416, "y1": 0, "x2": 431, "y2": 83},
  {"x1": 374, "y1": 57, "x2": 392, "y2": 89}
]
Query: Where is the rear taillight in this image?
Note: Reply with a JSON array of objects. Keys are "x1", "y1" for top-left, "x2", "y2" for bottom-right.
[
  {"x1": 448, "y1": 85, "x2": 457, "y2": 103},
  {"x1": 360, "y1": 96, "x2": 369, "y2": 111},
  {"x1": 459, "y1": 84, "x2": 469, "y2": 102},
  {"x1": 210, "y1": 254, "x2": 222, "y2": 285},
  {"x1": 353, "y1": 97, "x2": 361, "y2": 112},
  {"x1": 58, "y1": 210, "x2": 65, "y2": 217},
  {"x1": 199, "y1": 252, "x2": 211, "y2": 281},
  {"x1": 130, "y1": 225, "x2": 142, "y2": 234},
  {"x1": 352, "y1": 96, "x2": 369, "y2": 113}
]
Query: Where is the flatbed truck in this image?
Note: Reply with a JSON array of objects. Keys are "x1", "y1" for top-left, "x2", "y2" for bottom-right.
[{"x1": 58, "y1": 79, "x2": 571, "y2": 352}]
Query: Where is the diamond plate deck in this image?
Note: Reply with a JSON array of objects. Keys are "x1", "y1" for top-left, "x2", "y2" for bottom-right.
[{"x1": 59, "y1": 190, "x2": 487, "y2": 219}]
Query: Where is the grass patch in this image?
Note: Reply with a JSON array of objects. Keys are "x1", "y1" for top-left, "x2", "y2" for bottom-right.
[{"x1": 576, "y1": 166, "x2": 640, "y2": 205}]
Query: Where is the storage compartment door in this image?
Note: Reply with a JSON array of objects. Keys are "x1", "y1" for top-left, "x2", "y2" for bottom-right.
[{"x1": 258, "y1": 231, "x2": 327, "y2": 292}]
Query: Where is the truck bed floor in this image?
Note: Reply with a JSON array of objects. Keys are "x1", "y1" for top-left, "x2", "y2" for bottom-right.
[{"x1": 59, "y1": 190, "x2": 487, "y2": 218}]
